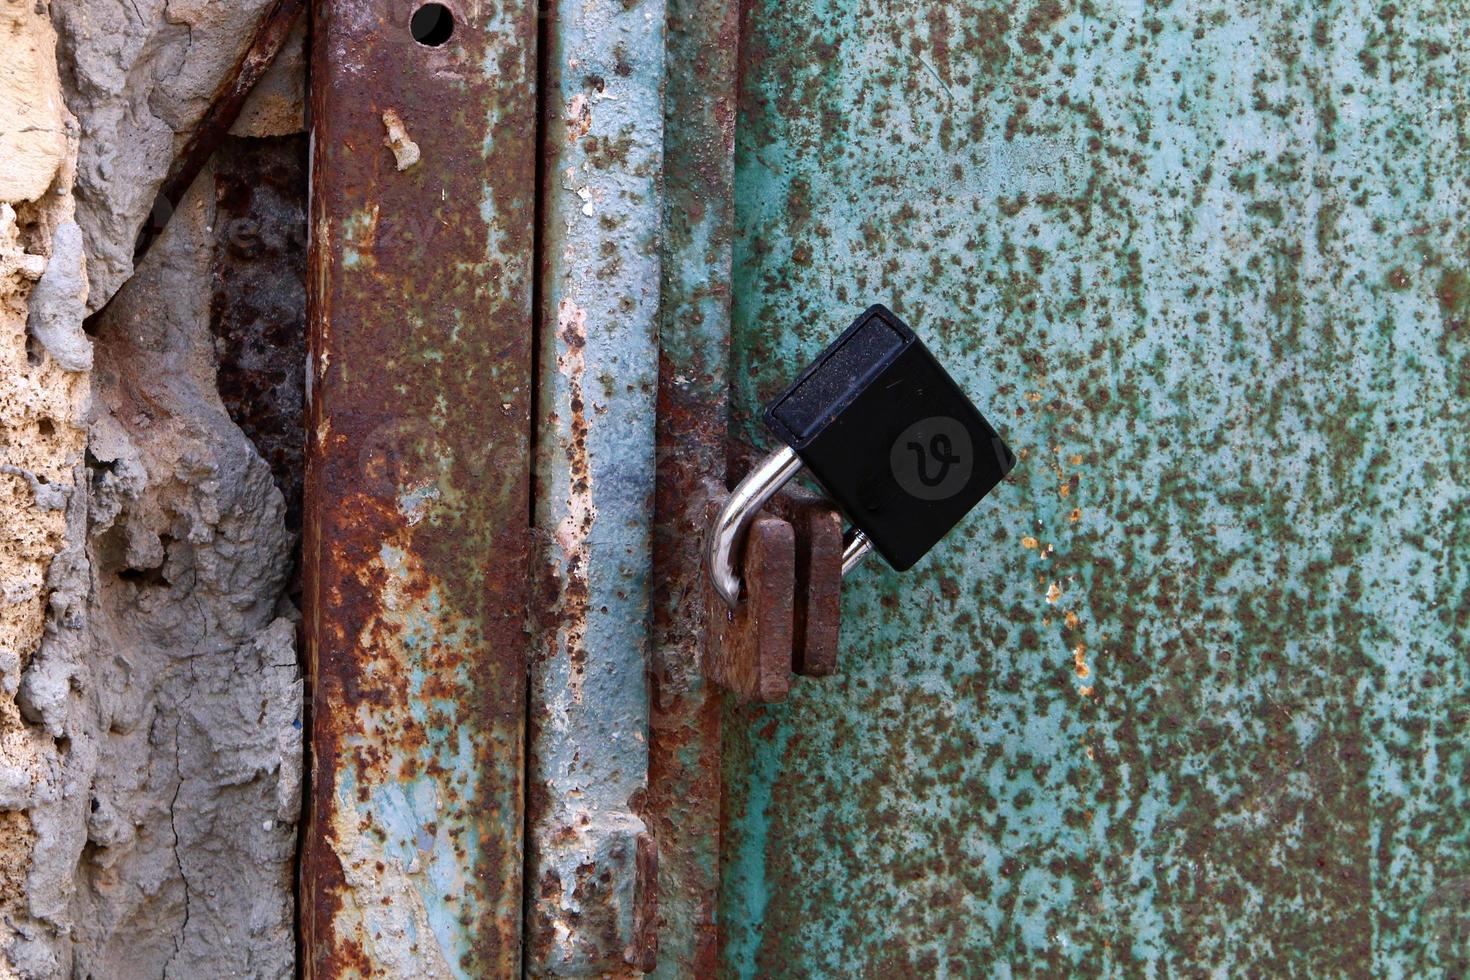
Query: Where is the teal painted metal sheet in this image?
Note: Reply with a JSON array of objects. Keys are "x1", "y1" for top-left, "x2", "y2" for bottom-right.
[{"x1": 720, "y1": 0, "x2": 1468, "y2": 975}]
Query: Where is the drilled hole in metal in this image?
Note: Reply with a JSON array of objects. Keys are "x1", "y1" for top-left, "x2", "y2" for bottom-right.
[{"x1": 411, "y1": 3, "x2": 453, "y2": 46}]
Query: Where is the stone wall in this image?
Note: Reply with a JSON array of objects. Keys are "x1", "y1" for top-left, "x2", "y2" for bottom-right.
[{"x1": 0, "y1": 1, "x2": 304, "y2": 975}]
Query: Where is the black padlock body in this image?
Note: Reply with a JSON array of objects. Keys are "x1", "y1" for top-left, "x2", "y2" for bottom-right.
[{"x1": 763, "y1": 304, "x2": 1015, "y2": 571}]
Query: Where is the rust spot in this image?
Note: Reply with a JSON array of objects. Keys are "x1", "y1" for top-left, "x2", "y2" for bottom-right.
[
  {"x1": 566, "y1": 92, "x2": 593, "y2": 144},
  {"x1": 1437, "y1": 266, "x2": 1467, "y2": 330}
]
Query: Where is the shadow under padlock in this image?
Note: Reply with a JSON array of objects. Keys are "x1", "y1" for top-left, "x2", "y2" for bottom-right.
[{"x1": 701, "y1": 304, "x2": 1015, "y2": 703}]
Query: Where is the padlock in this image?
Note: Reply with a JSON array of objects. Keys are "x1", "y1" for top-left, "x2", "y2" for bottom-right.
[{"x1": 707, "y1": 304, "x2": 1014, "y2": 608}]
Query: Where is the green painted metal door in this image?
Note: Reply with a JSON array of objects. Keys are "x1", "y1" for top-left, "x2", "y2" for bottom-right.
[{"x1": 718, "y1": 1, "x2": 1468, "y2": 975}]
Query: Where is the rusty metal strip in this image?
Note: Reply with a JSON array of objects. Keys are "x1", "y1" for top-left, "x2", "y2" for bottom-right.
[
  {"x1": 525, "y1": 0, "x2": 666, "y2": 973},
  {"x1": 303, "y1": 0, "x2": 538, "y2": 974},
  {"x1": 644, "y1": 0, "x2": 742, "y2": 970}
]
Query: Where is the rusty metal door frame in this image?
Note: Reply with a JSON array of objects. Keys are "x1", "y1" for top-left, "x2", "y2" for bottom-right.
[
  {"x1": 301, "y1": 0, "x2": 769, "y2": 971},
  {"x1": 303, "y1": 0, "x2": 538, "y2": 973}
]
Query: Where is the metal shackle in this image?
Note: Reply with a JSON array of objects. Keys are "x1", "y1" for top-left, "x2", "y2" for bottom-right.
[{"x1": 705, "y1": 445, "x2": 874, "y2": 609}]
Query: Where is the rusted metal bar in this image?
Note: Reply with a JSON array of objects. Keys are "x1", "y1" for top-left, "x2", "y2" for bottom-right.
[
  {"x1": 644, "y1": 0, "x2": 743, "y2": 969},
  {"x1": 525, "y1": 0, "x2": 666, "y2": 972},
  {"x1": 135, "y1": 0, "x2": 305, "y2": 261},
  {"x1": 302, "y1": 0, "x2": 538, "y2": 974},
  {"x1": 700, "y1": 479, "x2": 845, "y2": 703},
  {"x1": 162, "y1": 0, "x2": 304, "y2": 207}
]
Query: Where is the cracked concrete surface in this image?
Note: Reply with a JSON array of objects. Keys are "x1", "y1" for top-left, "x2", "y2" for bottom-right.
[
  {"x1": 1, "y1": 0, "x2": 304, "y2": 975},
  {"x1": 50, "y1": 0, "x2": 278, "y2": 311}
]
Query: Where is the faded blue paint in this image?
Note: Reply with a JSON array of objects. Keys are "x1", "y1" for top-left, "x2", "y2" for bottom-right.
[
  {"x1": 719, "y1": 0, "x2": 1469, "y2": 975},
  {"x1": 527, "y1": 0, "x2": 666, "y2": 973},
  {"x1": 316, "y1": 538, "x2": 508, "y2": 976}
]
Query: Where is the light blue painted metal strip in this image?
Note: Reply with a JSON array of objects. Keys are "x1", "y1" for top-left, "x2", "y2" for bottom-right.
[{"x1": 528, "y1": 0, "x2": 666, "y2": 973}]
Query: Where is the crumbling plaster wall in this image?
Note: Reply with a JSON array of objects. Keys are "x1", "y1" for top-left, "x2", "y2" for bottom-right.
[
  {"x1": 51, "y1": 0, "x2": 286, "y2": 311},
  {"x1": 1, "y1": 0, "x2": 305, "y2": 976}
]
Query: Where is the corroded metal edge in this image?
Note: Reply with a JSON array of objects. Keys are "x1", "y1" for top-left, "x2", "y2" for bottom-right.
[
  {"x1": 303, "y1": 0, "x2": 538, "y2": 974},
  {"x1": 645, "y1": 0, "x2": 743, "y2": 972},
  {"x1": 525, "y1": 0, "x2": 667, "y2": 973}
]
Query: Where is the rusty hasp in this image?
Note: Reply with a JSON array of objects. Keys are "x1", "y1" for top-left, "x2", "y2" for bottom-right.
[
  {"x1": 700, "y1": 478, "x2": 845, "y2": 702},
  {"x1": 702, "y1": 500, "x2": 796, "y2": 703},
  {"x1": 766, "y1": 491, "x2": 842, "y2": 678},
  {"x1": 303, "y1": 0, "x2": 538, "y2": 975}
]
